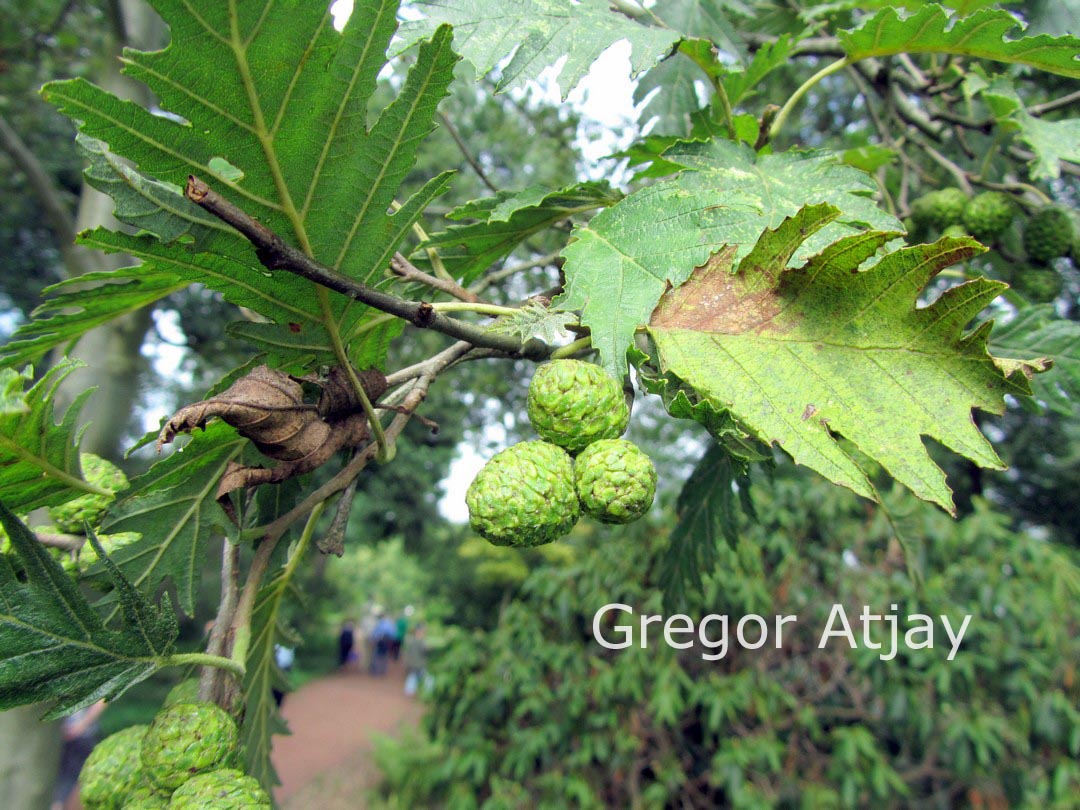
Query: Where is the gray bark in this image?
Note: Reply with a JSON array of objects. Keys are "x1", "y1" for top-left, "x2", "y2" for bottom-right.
[
  {"x1": 53, "y1": 0, "x2": 164, "y2": 458},
  {"x1": 0, "y1": 708, "x2": 61, "y2": 810},
  {"x1": 0, "y1": 3, "x2": 165, "y2": 809}
]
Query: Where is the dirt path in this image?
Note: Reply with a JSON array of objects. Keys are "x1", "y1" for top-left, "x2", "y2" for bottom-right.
[{"x1": 273, "y1": 663, "x2": 423, "y2": 809}]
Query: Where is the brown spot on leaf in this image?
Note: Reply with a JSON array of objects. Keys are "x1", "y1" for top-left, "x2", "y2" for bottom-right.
[
  {"x1": 802, "y1": 404, "x2": 817, "y2": 420},
  {"x1": 650, "y1": 246, "x2": 785, "y2": 335}
]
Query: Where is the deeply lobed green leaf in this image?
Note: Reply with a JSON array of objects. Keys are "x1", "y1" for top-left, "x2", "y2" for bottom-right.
[
  {"x1": 41, "y1": 0, "x2": 459, "y2": 370},
  {"x1": 658, "y1": 443, "x2": 754, "y2": 610},
  {"x1": 957, "y1": 74, "x2": 1080, "y2": 183},
  {"x1": 77, "y1": 134, "x2": 233, "y2": 250},
  {"x1": 631, "y1": 0, "x2": 749, "y2": 132},
  {"x1": 101, "y1": 422, "x2": 245, "y2": 616},
  {"x1": 397, "y1": 0, "x2": 680, "y2": 99},
  {"x1": 416, "y1": 181, "x2": 620, "y2": 285},
  {"x1": 0, "y1": 506, "x2": 177, "y2": 718},
  {"x1": 838, "y1": 4, "x2": 1080, "y2": 79},
  {"x1": 1010, "y1": 112, "x2": 1080, "y2": 181},
  {"x1": 0, "y1": 361, "x2": 100, "y2": 513},
  {"x1": 1, "y1": 270, "x2": 187, "y2": 370},
  {"x1": 241, "y1": 571, "x2": 297, "y2": 792},
  {"x1": 989, "y1": 305, "x2": 1080, "y2": 415}
]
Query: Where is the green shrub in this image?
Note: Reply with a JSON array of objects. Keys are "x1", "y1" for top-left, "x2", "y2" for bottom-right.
[{"x1": 374, "y1": 469, "x2": 1080, "y2": 809}]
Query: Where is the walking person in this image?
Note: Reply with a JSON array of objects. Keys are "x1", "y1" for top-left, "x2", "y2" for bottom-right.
[
  {"x1": 273, "y1": 644, "x2": 295, "y2": 706},
  {"x1": 359, "y1": 607, "x2": 378, "y2": 670},
  {"x1": 337, "y1": 619, "x2": 355, "y2": 670},
  {"x1": 370, "y1": 610, "x2": 395, "y2": 676},
  {"x1": 403, "y1": 623, "x2": 429, "y2": 697},
  {"x1": 391, "y1": 609, "x2": 409, "y2": 661}
]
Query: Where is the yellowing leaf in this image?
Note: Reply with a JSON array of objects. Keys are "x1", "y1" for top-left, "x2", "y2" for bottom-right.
[
  {"x1": 558, "y1": 140, "x2": 900, "y2": 378},
  {"x1": 646, "y1": 205, "x2": 1043, "y2": 512}
]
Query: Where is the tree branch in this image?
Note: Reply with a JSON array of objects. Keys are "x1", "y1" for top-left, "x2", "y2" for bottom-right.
[
  {"x1": 1009, "y1": 146, "x2": 1080, "y2": 177},
  {"x1": 33, "y1": 531, "x2": 84, "y2": 552},
  {"x1": 229, "y1": 364, "x2": 447, "y2": 660},
  {"x1": 889, "y1": 84, "x2": 946, "y2": 141},
  {"x1": 906, "y1": 132, "x2": 973, "y2": 195},
  {"x1": 1028, "y1": 88, "x2": 1080, "y2": 116},
  {"x1": 0, "y1": 0, "x2": 80, "y2": 58},
  {"x1": 389, "y1": 252, "x2": 481, "y2": 303},
  {"x1": 185, "y1": 176, "x2": 543, "y2": 357},
  {"x1": 744, "y1": 33, "x2": 843, "y2": 58},
  {"x1": 469, "y1": 251, "x2": 563, "y2": 296},
  {"x1": 437, "y1": 111, "x2": 499, "y2": 195},
  {"x1": 384, "y1": 340, "x2": 484, "y2": 387},
  {"x1": 267, "y1": 343, "x2": 469, "y2": 541},
  {"x1": 201, "y1": 536, "x2": 241, "y2": 705}
]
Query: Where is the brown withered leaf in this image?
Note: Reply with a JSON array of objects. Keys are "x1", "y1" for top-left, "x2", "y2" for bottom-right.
[
  {"x1": 315, "y1": 365, "x2": 388, "y2": 421},
  {"x1": 158, "y1": 364, "x2": 387, "y2": 501},
  {"x1": 158, "y1": 365, "x2": 312, "y2": 452}
]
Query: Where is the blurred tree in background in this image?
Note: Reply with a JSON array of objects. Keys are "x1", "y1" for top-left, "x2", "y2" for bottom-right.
[{"x1": 374, "y1": 469, "x2": 1080, "y2": 808}]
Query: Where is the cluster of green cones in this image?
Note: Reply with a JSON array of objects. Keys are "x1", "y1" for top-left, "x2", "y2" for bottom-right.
[
  {"x1": 466, "y1": 360, "x2": 657, "y2": 547},
  {"x1": 0, "y1": 453, "x2": 139, "y2": 578},
  {"x1": 908, "y1": 188, "x2": 1076, "y2": 303},
  {"x1": 79, "y1": 684, "x2": 269, "y2": 809}
]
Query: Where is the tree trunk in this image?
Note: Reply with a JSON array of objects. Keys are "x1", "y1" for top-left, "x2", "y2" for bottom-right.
[
  {"x1": 0, "y1": 3, "x2": 164, "y2": 808},
  {"x1": 0, "y1": 707, "x2": 61, "y2": 810},
  {"x1": 53, "y1": 0, "x2": 164, "y2": 458}
]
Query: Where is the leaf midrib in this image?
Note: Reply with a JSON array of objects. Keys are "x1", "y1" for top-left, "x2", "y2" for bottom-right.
[
  {"x1": 0, "y1": 613, "x2": 157, "y2": 662},
  {"x1": 106, "y1": 439, "x2": 244, "y2": 622},
  {"x1": 0, "y1": 435, "x2": 108, "y2": 497}
]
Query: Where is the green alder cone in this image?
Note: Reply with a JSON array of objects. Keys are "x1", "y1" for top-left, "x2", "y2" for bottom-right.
[
  {"x1": 527, "y1": 359, "x2": 629, "y2": 453},
  {"x1": 1011, "y1": 267, "x2": 1064, "y2": 303},
  {"x1": 3, "y1": 523, "x2": 63, "y2": 571},
  {"x1": 79, "y1": 724, "x2": 150, "y2": 810},
  {"x1": 911, "y1": 187, "x2": 968, "y2": 230},
  {"x1": 47, "y1": 453, "x2": 129, "y2": 533},
  {"x1": 140, "y1": 702, "x2": 239, "y2": 792},
  {"x1": 121, "y1": 783, "x2": 171, "y2": 809},
  {"x1": 961, "y1": 191, "x2": 1015, "y2": 242},
  {"x1": 77, "y1": 531, "x2": 142, "y2": 573},
  {"x1": 466, "y1": 441, "x2": 579, "y2": 547},
  {"x1": 574, "y1": 439, "x2": 657, "y2": 524},
  {"x1": 1023, "y1": 205, "x2": 1075, "y2": 264},
  {"x1": 940, "y1": 224, "x2": 970, "y2": 239},
  {"x1": 162, "y1": 678, "x2": 202, "y2": 709},
  {"x1": 167, "y1": 768, "x2": 271, "y2": 809}
]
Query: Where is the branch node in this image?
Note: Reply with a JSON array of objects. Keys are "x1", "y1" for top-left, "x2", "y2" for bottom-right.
[
  {"x1": 415, "y1": 302, "x2": 436, "y2": 328},
  {"x1": 185, "y1": 175, "x2": 209, "y2": 202}
]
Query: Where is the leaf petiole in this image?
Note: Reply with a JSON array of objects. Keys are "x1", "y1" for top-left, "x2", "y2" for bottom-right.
[
  {"x1": 430, "y1": 302, "x2": 519, "y2": 317},
  {"x1": 550, "y1": 337, "x2": 594, "y2": 360},
  {"x1": 163, "y1": 652, "x2": 246, "y2": 679},
  {"x1": 769, "y1": 56, "x2": 852, "y2": 141}
]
